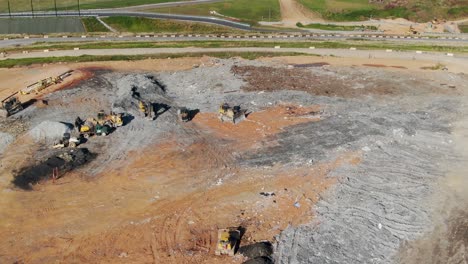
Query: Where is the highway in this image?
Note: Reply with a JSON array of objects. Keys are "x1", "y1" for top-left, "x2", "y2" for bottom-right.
[{"x1": 0, "y1": 31, "x2": 467, "y2": 49}]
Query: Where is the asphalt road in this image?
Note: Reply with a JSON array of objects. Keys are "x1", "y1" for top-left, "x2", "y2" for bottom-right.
[
  {"x1": 2, "y1": 47, "x2": 467, "y2": 67},
  {"x1": 0, "y1": 32, "x2": 467, "y2": 49},
  {"x1": 0, "y1": 10, "x2": 252, "y2": 31}
]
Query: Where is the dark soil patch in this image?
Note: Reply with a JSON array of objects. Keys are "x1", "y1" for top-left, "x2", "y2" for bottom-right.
[
  {"x1": 12, "y1": 148, "x2": 96, "y2": 190},
  {"x1": 231, "y1": 65, "x2": 402, "y2": 97},
  {"x1": 238, "y1": 241, "x2": 273, "y2": 259},
  {"x1": 293, "y1": 62, "x2": 330, "y2": 68}
]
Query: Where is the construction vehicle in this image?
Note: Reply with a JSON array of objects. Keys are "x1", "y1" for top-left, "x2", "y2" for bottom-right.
[
  {"x1": 177, "y1": 107, "x2": 190, "y2": 122},
  {"x1": 52, "y1": 133, "x2": 81, "y2": 149},
  {"x1": 97, "y1": 110, "x2": 124, "y2": 128},
  {"x1": 21, "y1": 71, "x2": 72, "y2": 95},
  {"x1": 138, "y1": 100, "x2": 155, "y2": 120},
  {"x1": 215, "y1": 228, "x2": 241, "y2": 256},
  {"x1": 0, "y1": 93, "x2": 23, "y2": 118},
  {"x1": 218, "y1": 103, "x2": 246, "y2": 124}
]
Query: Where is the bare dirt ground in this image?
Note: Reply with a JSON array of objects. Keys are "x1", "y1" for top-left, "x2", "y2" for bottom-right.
[
  {"x1": 278, "y1": 0, "x2": 322, "y2": 27},
  {"x1": 0, "y1": 55, "x2": 467, "y2": 263}
]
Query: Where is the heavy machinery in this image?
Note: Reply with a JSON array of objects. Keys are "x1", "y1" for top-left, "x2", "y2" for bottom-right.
[
  {"x1": 138, "y1": 100, "x2": 155, "y2": 120},
  {"x1": 177, "y1": 107, "x2": 190, "y2": 122},
  {"x1": 52, "y1": 133, "x2": 81, "y2": 149},
  {"x1": 97, "y1": 110, "x2": 124, "y2": 128},
  {"x1": 218, "y1": 103, "x2": 246, "y2": 124},
  {"x1": 75, "y1": 117, "x2": 111, "y2": 138},
  {"x1": 215, "y1": 228, "x2": 241, "y2": 256},
  {"x1": 0, "y1": 93, "x2": 23, "y2": 118},
  {"x1": 21, "y1": 71, "x2": 73, "y2": 95}
]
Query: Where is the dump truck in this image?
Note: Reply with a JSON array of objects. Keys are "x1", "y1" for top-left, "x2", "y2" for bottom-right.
[
  {"x1": 218, "y1": 103, "x2": 246, "y2": 124},
  {"x1": 0, "y1": 93, "x2": 23, "y2": 118},
  {"x1": 215, "y1": 228, "x2": 241, "y2": 256},
  {"x1": 21, "y1": 71, "x2": 72, "y2": 95}
]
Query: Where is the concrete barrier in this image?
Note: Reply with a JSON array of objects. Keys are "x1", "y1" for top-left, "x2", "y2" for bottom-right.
[
  {"x1": 24, "y1": 36, "x2": 29, "y2": 39},
  {"x1": 309, "y1": 47, "x2": 315, "y2": 49},
  {"x1": 350, "y1": 47, "x2": 357, "y2": 50},
  {"x1": 22, "y1": 50, "x2": 28, "y2": 54},
  {"x1": 62, "y1": 36, "x2": 68, "y2": 38},
  {"x1": 274, "y1": 46, "x2": 281, "y2": 49},
  {"x1": 447, "y1": 53, "x2": 454, "y2": 57},
  {"x1": 43, "y1": 35, "x2": 49, "y2": 39},
  {"x1": 81, "y1": 35, "x2": 87, "y2": 38},
  {"x1": 144, "y1": 35, "x2": 150, "y2": 38},
  {"x1": 136, "y1": 35, "x2": 141, "y2": 38},
  {"x1": 268, "y1": 36, "x2": 273, "y2": 38},
  {"x1": 171, "y1": 35, "x2": 176, "y2": 38},
  {"x1": 74, "y1": 48, "x2": 80, "y2": 51},
  {"x1": 118, "y1": 35, "x2": 123, "y2": 38},
  {"x1": 3, "y1": 38, "x2": 8, "y2": 40},
  {"x1": 43, "y1": 49, "x2": 49, "y2": 53},
  {"x1": 416, "y1": 50, "x2": 423, "y2": 54},
  {"x1": 386, "y1": 49, "x2": 392, "y2": 52}
]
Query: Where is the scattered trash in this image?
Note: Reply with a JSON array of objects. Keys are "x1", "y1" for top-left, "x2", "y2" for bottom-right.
[
  {"x1": 259, "y1": 192, "x2": 275, "y2": 197},
  {"x1": 118, "y1": 252, "x2": 128, "y2": 258},
  {"x1": 294, "y1": 202, "x2": 301, "y2": 208},
  {"x1": 378, "y1": 223, "x2": 382, "y2": 230}
]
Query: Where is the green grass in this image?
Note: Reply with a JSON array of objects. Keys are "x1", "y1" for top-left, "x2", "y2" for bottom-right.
[
  {"x1": 296, "y1": 22, "x2": 377, "y2": 31},
  {"x1": 0, "y1": 0, "x2": 182, "y2": 13},
  {"x1": 102, "y1": 16, "x2": 239, "y2": 33},
  {"x1": 460, "y1": 23, "x2": 468, "y2": 33},
  {"x1": 151, "y1": 0, "x2": 281, "y2": 25},
  {"x1": 81, "y1": 17, "x2": 110, "y2": 32},
  {"x1": 9, "y1": 40, "x2": 468, "y2": 54},
  {"x1": 0, "y1": 52, "x2": 305, "y2": 68}
]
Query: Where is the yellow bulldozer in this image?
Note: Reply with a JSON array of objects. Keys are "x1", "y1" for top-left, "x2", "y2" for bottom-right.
[
  {"x1": 215, "y1": 228, "x2": 241, "y2": 256},
  {"x1": 218, "y1": 103, "x2": 246, "y2": 124},
  {"x1": 138, "y1": 100, "x2": 155, "y2": 120},
  {"x1": 21, "y1": 71, "x2": 72, "y2": 95}
]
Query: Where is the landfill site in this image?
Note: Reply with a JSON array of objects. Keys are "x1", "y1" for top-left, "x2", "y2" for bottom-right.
[{"x1": 0, "y1": 55, "x2": 467, "y2": 264}]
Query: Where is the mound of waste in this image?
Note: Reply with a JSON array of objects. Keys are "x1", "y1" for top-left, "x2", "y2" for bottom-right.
[
  {"x1": 12, "y1": 148, "x2": 96, "y2": 190},
  {"x1": 29, "y1": 121, "x2": 73, "y2": 143}
]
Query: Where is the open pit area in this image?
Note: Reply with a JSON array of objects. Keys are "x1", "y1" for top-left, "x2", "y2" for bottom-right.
[{"x1": 0, "y1": 55, "x2": 467, "y2": 264}]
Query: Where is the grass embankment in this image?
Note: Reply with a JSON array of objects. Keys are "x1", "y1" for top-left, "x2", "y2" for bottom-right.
[
  {"x1": 0, "y1": 52, "x2": 304, "y2": 68},
  {"x1": 298, "y1": 0, "x2": 468, "y2": 22},
  {"x1": 101, "y1": 16, "x2": 239, "y2": 33},
  {"x1": 296, "y1": 22, "x2": 377, "y2": 31},
  {"x1": 150, "y1": 0, "x2": 281, "y2": 25},
  {"x1": 81, "y1": 17, "x2": 110, "y2": 33},
  {"x1": 460, "y1": 23, "x2": 468, "y2": 33},
  {"x1": 10, "y1": 40, "x2": 468, "y2": 54},
  {"x1": 0, "y1": 0, "x2": 181, "y2": 13}
]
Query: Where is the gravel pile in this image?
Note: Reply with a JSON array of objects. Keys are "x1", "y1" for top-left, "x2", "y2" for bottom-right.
[{"x1": 28, "y1": 121, "x2": 72, "y2": 143}]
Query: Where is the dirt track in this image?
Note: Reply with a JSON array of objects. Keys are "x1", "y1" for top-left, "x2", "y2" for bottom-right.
[{"x1": 0, "y1": 55, "x2": 467, "y2": 263}]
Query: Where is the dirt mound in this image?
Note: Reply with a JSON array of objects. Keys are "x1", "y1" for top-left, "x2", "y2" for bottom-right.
[
  {"x1": 28, "y1": 121, "x2": 73, "y2": 143},
  {"x1": 12, "y1": 148, "x2": 96, "y2": 190}
]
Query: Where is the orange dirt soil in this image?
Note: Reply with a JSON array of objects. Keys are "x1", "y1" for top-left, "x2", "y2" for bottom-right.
[{"x1": 0, "y1": 102, "x2": 360, "y2": 263}]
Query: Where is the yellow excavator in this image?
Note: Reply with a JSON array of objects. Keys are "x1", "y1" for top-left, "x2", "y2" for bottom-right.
[{"x1": 218, "y1": 103, "x2": 246, "y2": 124}]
